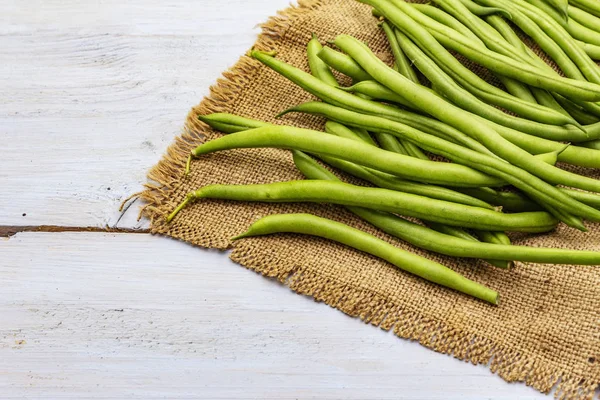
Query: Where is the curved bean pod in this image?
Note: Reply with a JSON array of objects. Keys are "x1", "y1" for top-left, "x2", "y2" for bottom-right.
[
  {"x1": 567, "y1": 18, "x2": 600, "y2": 47},
  {"x1": 368, "y1": 0, "x2": 600, "y2": 100},
  {"x1": 292, "y1": 151, "x2": 600, "y2": 265},
  {"x1": 338, "y1": 80, "x2": 416, "y2": 108},
  {"x1": 380, "y1": 21, "x2": 419, "y2": 83},
  {"x1": 394, "y1": 29, "x2": 586, "y2": 140},
  {"x1": 190, "y1": 126, "x2": 504, "y2": 187},
  {"x1": 410, "y1": 3, "x2": 485, "y2": 46},
  {"x1": 569, "y1": 6, "x2": 600, "y2": 34},
  {"x1": 172, "y1": 180, "x2": 557, "y2": 232},
  {"x1": 317, "y1": 47, "x2": 372, "y2": 82},
  {"x1": 283, "y1": 101, "x2": 600, "y2": 221},
  {"x1": 428, "y1": 223, "x2": 510, "y2": 268},
  {"x1": 315, "y1": 154, "x2": 494, "y2": 209},
  {"x1": 456, "y1": 0, "x2": 512, "y2": 18},
  {"x1": 577, "y1": 40, "x2": 600, "y2": 60},
  {"x1": 333, "y1": 35, "x2": 600, "y2": 199},
  {"x1": 233, "y1": 213, "x2": 499, "y2": 304},
  {"x1": 307, "y1": 33, "x2": 338, "y2": 86},
  {"x1": 252, "y1": 50, "x2": 495, "y2": 156},
  {"x1": 250, "y1": 50, "x2": 600, "y2": 168},
  {"x1": 571, "y1": 0, "x2": 600, "y2": 18}
]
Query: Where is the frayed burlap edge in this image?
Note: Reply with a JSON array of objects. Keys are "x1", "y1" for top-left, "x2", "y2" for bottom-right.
[{"x1": 137, "y1": 1, "x2": 600, "y2": 398}]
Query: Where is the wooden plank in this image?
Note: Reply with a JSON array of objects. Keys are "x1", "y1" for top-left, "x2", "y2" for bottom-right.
[
  {"x1": 0, "y1": 232, "x2": 547, "y2": 399},
  {"x1": 0, "y1": 0, "x2": 291, "y2": 228}
]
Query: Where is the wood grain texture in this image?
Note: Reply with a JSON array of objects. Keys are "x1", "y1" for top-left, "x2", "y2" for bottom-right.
[
  {"x1": 0, "y1": 232, "x2": 547, "y2": 399},
  {"x1": 0, "y1": 0, "x2": 291, "y2": 229}
]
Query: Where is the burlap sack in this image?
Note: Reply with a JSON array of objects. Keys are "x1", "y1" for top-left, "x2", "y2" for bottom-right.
[{"x1": 139, "y1": 1, "x2": 600, "y2": 398}]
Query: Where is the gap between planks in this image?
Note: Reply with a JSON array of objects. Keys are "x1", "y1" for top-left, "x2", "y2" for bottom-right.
[{"x1": 0, "y1": 225, "x2": 150, "y2": 238}]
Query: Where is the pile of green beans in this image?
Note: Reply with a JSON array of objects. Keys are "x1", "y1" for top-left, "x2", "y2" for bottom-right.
[{"x1": 169, "y1": 2, "x2": 600, "y2": 303}]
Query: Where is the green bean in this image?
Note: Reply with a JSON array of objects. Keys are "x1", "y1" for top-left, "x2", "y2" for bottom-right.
[
  {"x1": 427, "y1": 223, "x2": 510, "y2": 268},
  {"x1": 367, "y1": 0, "x2": 600, "y2": 99},
  {"x1": 481, "y1": 0, "x2": 600, "y2": 84},
  {"x1": 567, "y1": 18, "x2": 600, "y2": 47},
  {"x1": 393, "y1": 28, "x2": 586, "y2": 140},
  {"x1": 456, "y1": 0, "x2": 512, "y2": 18},
  {"x1": 380, "y1": 21, "x2": 419, "y2": 83},
  {"x1": 577, "y1": 40, "x2": 600, "y2": 60},
  {"x1": 571, "y1": 0, "x2": 600, "y2": 18},
  {"x1": 283, "y1": 101, "x2": 600, "y2": 222},
  {"x1": 553, "y1": 95, "x2": 600, "y2": 125},
  {"x1": 435, "y1": 0, "x2": 528, "y2": 60},
  {"x1": 315, "y1": 154, "x2": 492, "y2": 208},
  {"x1": 325, "y1": 120, "x2": 377, "y2": 146},
  {"x1": 479, "y1": 118, "x2": 600, "y2": 168},
  {"x1": 385, "y1": 4, "x2": 590, "y2": 127},
  {"x1": 190, "y1": 125, "x2": 504, "y2": 187},
  {"x1": 475, "y1": 230, "x2": 511, "y2": 246},
  {"x1": 531, "y1": 88, "x2": 573, "y2": 119},
  {"x1": 307, "y1": 33, "x2": 338, "y2": 86},
  {"x1": 292, "y1": 151, "x2": 600, "y2": 265},
  {"x1": 455, "y1": 187, "x2": 542, "y2": 212},
  {"x1": 521, "y1": 0, "x2": 566, "y2": 24},
  {"x1": 338, "y1": 80, "x2": 416, "y2": 108},
  {"x1": 577, "y1": 139, "x2": 600, "y2": 150},
  {"x1": 410, "y1": 4, "x2": 485, "y2": 46},
  {"x1": 233, "y1": 212, "x2": 499, "y2": 304},
  {"x1": 171, "y1": 180, "x2": 557, "y2": 232},
  {"x1": 473, "y1": 230, "x2": 514, "y2": 268},
  {"x1": 562, "y1": 188, "x2": 600, "y2": 210},
  {"x1": 485, "y1": 15, "x2": 530, "y2": 57},
  {"x1": 333, "y1": 35, "x2": 600, "y2": 196},
  {"x1": 251, "y1": 50, "x2": 600, "y2": 168},
  {"x1": 251, "y1": 50, "x2": 496, "y2": 156},
  {"x1": 317, "y1": 47, "x2": 372, "y2": 82},
  {"x1": 569, "y1": 5, "x2": 600, "y2": 34}
]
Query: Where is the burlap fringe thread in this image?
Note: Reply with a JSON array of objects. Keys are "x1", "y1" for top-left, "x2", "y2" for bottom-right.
[{"x1": 138, "y1": 1, "x2": 600, "y2": 398}]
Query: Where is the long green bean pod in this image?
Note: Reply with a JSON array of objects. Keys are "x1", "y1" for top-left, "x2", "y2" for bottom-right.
[
  {"x1": 338, "y1": 80, "x2": 416, "y2": 108},
  {"x1": 428, "y1": 223, "x2": 510, "y2": 268},
  {"x1": 393, "y1": 29, "x2": 586, "y2": 140},
  {"x1": 317, "y1": 47, "x2": 372, "y2": 81},
  {"x1": 169, "y1": 180, "x2": 557, "y2": 232},
  {"x1": 571, "y1": 0, "x2": 600, "y2": 18},
  {"x1": 333, "y1": 35, "x2": 600, "y2": 206},
  {"x1": 233, "y1": 212, "x2": 499, "y2": 304},
  {"x1": 252, "y1": 50, "x2": 497, "y2": 156},
  {"x1": 455, "y1": 187, "x2": 542, "y2": 212},
  {"x1": 387, "y1": 6, "x2": 585, "y2": 130},
  {"x1": 369, "y1": 0, "x2": 600, "y2": 100},
  {"x1": 410, "y1": 3, "x2": 485, "y2": 46},
  {"x1": 315, "y1": 154, "x2": 494, "y2": 209},
  {"x1": 456, "y1": 0, "x2": 512, "y2": 17},
  {"x1": 250, "y1": 49, "x2": 600, "y2": 168},
  {"x1": 291, "y1": 151, "x2": 600, "y2": 265},
  {"x1": 577, "y1": 40, "x2": 600, "y2": 60},
  {"x1": 569, "y1": 6, "x2": 600, "y2": 34},
  {"x1": 307, "y1": 33, "x2": 338, "y2": 86},
  {"x1": 189, "y1": 125, "x2": 504, "y2": 187},
  {"x1": 282, "y1": 101, "x2": 600, "y2": 222},
  {"x1": 380, "y1": 21, "x2": 419, "y2": 82}
]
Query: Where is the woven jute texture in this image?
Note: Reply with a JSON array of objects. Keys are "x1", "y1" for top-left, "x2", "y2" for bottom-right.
[{"x1": 139, "y1": 1, "x2": 600, "y2": 398}]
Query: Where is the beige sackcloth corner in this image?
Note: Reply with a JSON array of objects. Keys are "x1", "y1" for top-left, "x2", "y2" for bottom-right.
[{"x1": 138, "y1": 0, "x2": 600, "y2": 398}]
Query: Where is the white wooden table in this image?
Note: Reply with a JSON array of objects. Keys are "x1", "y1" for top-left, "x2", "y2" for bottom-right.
[{"x1": 0, "y1": 1, "x2": 549, "y2": 398}]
